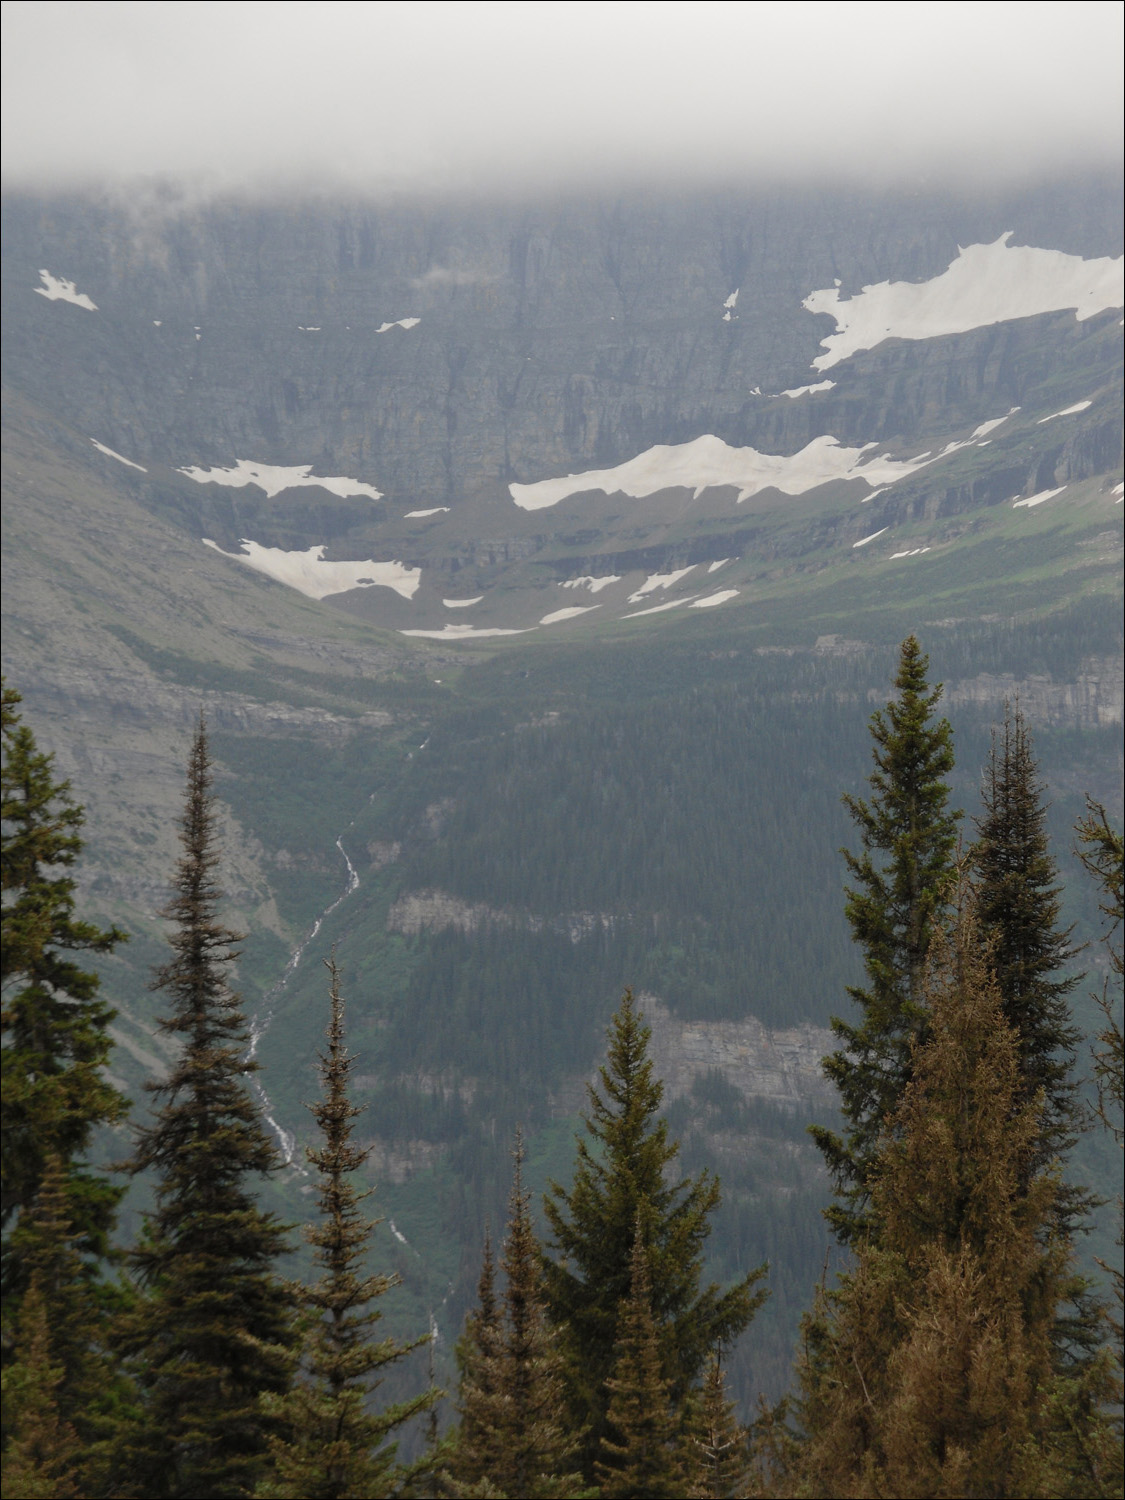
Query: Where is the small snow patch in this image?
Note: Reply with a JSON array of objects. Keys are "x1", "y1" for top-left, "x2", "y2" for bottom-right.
[
  {"x1": 707, "y1": 558, "x2": 732, "y2": 572},
  {"x1": 443, "y1": 596, "x2": 483, "y2": 609},
  {"x1": 180, "y1": 459, "x2": 382, "y2": 501},
  {"x1": 376, "y1": 317, "x2": 421, "y2": 334},
  {"x1": 34, "y1": 269, "x2": 97, "y2": 310},
  {"x1": 1036, "y1": 401, "x2": 1092, "y2": 423},
  {"x1": 889, "y1": 547, "x2": 932, "y2": 559},
  {"x1": 91, "y1": 439, "x2": 146, "y2": 472},
  {"x1": 540, "y1": 605, "x2": 601, "y2": 624},
  {"x1": 624, "y1": 597, "x2": 696, "y2": 618},
  {"x1": 559, "y1": 574, "x2": 621, "y2": 593},
  {"x1": 203, "y1": 539, "x2": 420, "y2": 600},
  {"x1": 853, "y1": 528, "x2": 888, "y2": 548},
  {"x1": 723, "y1": 289, "x2": 739, "y2": 309},
  {"x1": 971, "y1": 408, "x2": 1020, "y2": 438},
  {"x1": 1012, "y1": 487, "x2": 1067, "y2": 509},
  {"x1": 399, "y1": 624, "x2": 531, "y2": 639},
  {"x1": 775, "y1": 380, "x2": 837, "y2": 399},
  {"x1": 627, "y1": 567, "x2": 696, "y2": 603},
  {"x1": 690, "y1": 590, "x2": 739, "y2": 608},
  {"x1": 405, "y1": 507, "x2": 451, "y2": 518}
]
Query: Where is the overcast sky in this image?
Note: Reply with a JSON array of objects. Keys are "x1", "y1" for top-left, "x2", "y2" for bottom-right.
[{"x1": 2, "y1": 1, "x2": 1122, "y2": 194}]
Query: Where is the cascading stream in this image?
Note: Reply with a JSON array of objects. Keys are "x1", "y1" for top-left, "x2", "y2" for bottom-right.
[{"x1": 247, "y1": 832, "x2": 361, "y2": 1167}]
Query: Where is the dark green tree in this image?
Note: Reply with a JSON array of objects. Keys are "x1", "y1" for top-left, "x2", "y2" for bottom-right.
[
  {"x1": 450, "y1": 1229, "x2": 504, "y2": 1492},
  {"x1": 115, "y1": 720, "x2": 293, "y2": 1499},
  {"x1": 260, "y1": 956, "x2": 435, "y2": 1499},
  {"x1": 451, "y1": 1134, "x2": 582, "y2": 1499},
  {"x1": 595, "y1": 1219, "x2": 688, "y2": 1500},
  {"x1": 1, "y1": 681, "x2": 127, "y2": 1279},
  {"x1": 685, "y1": 1351, "x2": 750, "y2": 1500},
  {"x1": 973, "y1": 706, "x2": 1082, "y2": 1171},
  {"x1": 1077, "y1": 799, "x2": 1124, "y2": 1354},
  {"x1": 811, "y1": 636, "x2": 959, "y2": 1244},
  {"x1": 796, "y1": 894, "x2": 1121, "y2": 1499},
  {"x1": 542, "y1": 990, "x2": 766, "y2": 1481}
]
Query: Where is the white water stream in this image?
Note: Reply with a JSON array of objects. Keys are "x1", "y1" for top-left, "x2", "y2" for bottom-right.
[{"x1": 247, "y1": 834, "x2": 361, "y2": 1167}]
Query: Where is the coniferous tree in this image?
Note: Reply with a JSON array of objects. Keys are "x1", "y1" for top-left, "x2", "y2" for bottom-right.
[
  {"x1": 115, "y1": 719, "x2": 293, "y2": 1499},
  {"x1": 795, "y1": 893, "x2": 1120, "y2": 1499},
  {"x1": 450, "y1": 1135, "x2": 582, "y2": 1500},
  {"x1": 973, "y1": 706, "x2": 1082, "y2": 1171},
  {"x1": 1, "y1": 682, "x2": 127, "y2": 1282},
  {"x1": 260, "y1": 956, "x2": 435, "y2": 1500},
  {"x1": 542, "y1": 990, "x2": 766, "y2": 1481},
  {"x1": 1077, "y1": 799, "x2": 1124, "y2": 1352},
  {"x1": 450, "y1": 1230, "x2": 504, "y2": 1492},
  {"x1": 811, "y1": 635, "x2": 959, "y2": 1244},
  {"x1": 595, "y1": 1219, "x2": 688, "y2": 1500},
  {"x1": 0, "y1": 1278, "x2": 81, "y2": 1500},
  {"x1": 685, "y1": 1351, "x2": 750, "y2": 1500}
]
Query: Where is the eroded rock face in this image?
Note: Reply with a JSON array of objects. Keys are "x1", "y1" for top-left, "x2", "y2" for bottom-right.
[
  {"x1": 945, "y1": 656, "x2": 1123, "y2": 728},
  {"x1": 639, "y1": 995, "x2": 836, "y2": 1110}
]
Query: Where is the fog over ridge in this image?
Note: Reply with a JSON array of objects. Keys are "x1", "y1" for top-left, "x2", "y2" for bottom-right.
[{"x1": 2, "y1": 1, "x2": 1122, "y2": 195}]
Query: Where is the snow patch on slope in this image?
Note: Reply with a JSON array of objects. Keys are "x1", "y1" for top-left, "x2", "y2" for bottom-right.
[
  {"x1": 1037, "y1": 401, "x2": 1092, "y2": 423},
  {"x1": 180, "y1": 459, "x2": 383, "y2": 501},
  {"x1": 376, "y1": 318, "x2": 421, "y2": 334},
  {"x1": 510, "y1": 433, "x2": 956, "y2": 510},
  {"x1": 804, "y1": 235, "x2": 1124, "y2": 371},
  {"x1": 540, "y1": 606, "x2": 601, "y2": 624},
  {"x1": 399, "y1": 624, "x2": 531, "y2": 639},
  {"x1": 690, "y1": 590, "x2": 739, "y2": 608},
  {"x1": 627, "y1": 568, "x2": 696, "y2": 603},
  {"x1": 35, "y1": 269, "x2": 97, "y2": 310},
  {"x1": 559, "y1": 575, "x2": 622, "y2": 593},
  {"x1": 90, "y1": 439, "x2": 146, "y2": 472},
  {"x1": 776, "y1": 380, "x2": 836, "y2": 399},
  {"x1": 1012, "y1": 487, "x2": 1067, "y2": 509},
  {"x1": 203, "y1": 539, "x2": 420, "y2": 599}
]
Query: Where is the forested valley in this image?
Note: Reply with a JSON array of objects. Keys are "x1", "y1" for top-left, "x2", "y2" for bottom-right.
[{"x1": 2, "y1": 619, "x2": 1122, "y2": 1499}]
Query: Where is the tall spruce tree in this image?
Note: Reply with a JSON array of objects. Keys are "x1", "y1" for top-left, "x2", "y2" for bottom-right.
[
  {"x1": 260, "y1": 956, "x2": 435, "y2": 1500},
  {"x1": 451, "y1": 1133, "x2": 582, "y2": 1499},
  {"x1": 116, "y1": 719, "x2": 293, "y2": 1500},
  {"x1": 542, "y1": 990, "x2": 766, "y2": 1482},
  {"x1": 1, "y1": 681, "x2": 127, "y2": 1280},
  {"x1": 811, "y1": 635, "x2": 959, "y2": 1244},
  {"x1": 973, "y1": 705, "x2": 1081, "y2": 1172},
  {"x1": 685, "y1": 1351, "x2": 751, "y2": 1500},
  {"x1": 795, "y1": 893, "x2": 1121, "y2": 1499},
  {"x1": 594, "y1": 1219, "x2": 688, "y2": 1500}
]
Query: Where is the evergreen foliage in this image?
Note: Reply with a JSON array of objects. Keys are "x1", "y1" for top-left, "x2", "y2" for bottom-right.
[
  {"x1": 260, "y1": 956, "x2": 435, "y2": 1499},
  {"x1": 595, "y1": 1221, "x2": 688, "y2": 1500},
  {"x1": 811, "y1": 635, "x2": 960, "y2": 1244},
  {"x1": 973, "y1": 705, "x2": 1082, "y2": 1170},
  {"x1": 0, "y1": 1278, "x2": 81, "y2": 1500},
  {"x1": 450, "y1": 1134, "x2": 582, "y2": 1499},
  {"x1": 450, "y1": 1230, "x2": 504, "y2": 1491},
  {"x1": 1, "y1": 681, "x2": 127, "y2": 1279},
  {"x1": 684, "y1": 1351, "x2": 750, "y2": 1500},
  {"x1": 795, "y1": 893, "x2": 1121, "y2": 1498},
  {"x1": 542, "y1": 990, "x2": 767, "y2": 1480},
  {"x1": 1076, "y1": 799, "x2": 1124, "y2": 1352},
  {"x1": 115, "y1": 720, "x2": 294, "y2": 1499}
]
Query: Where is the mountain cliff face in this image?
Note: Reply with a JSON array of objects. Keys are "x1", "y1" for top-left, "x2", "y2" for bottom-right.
[{"x1": 2, "y1": 173, "x2": 1122, "y2": 1402}]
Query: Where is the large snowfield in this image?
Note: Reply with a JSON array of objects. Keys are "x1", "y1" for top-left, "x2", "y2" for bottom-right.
[
  {"x1": 510, "y1": 431, "x2": 972, "y2": 511},
  {"x1": 804, "y1": 235, "x2": 1124, "y2": 371}
]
